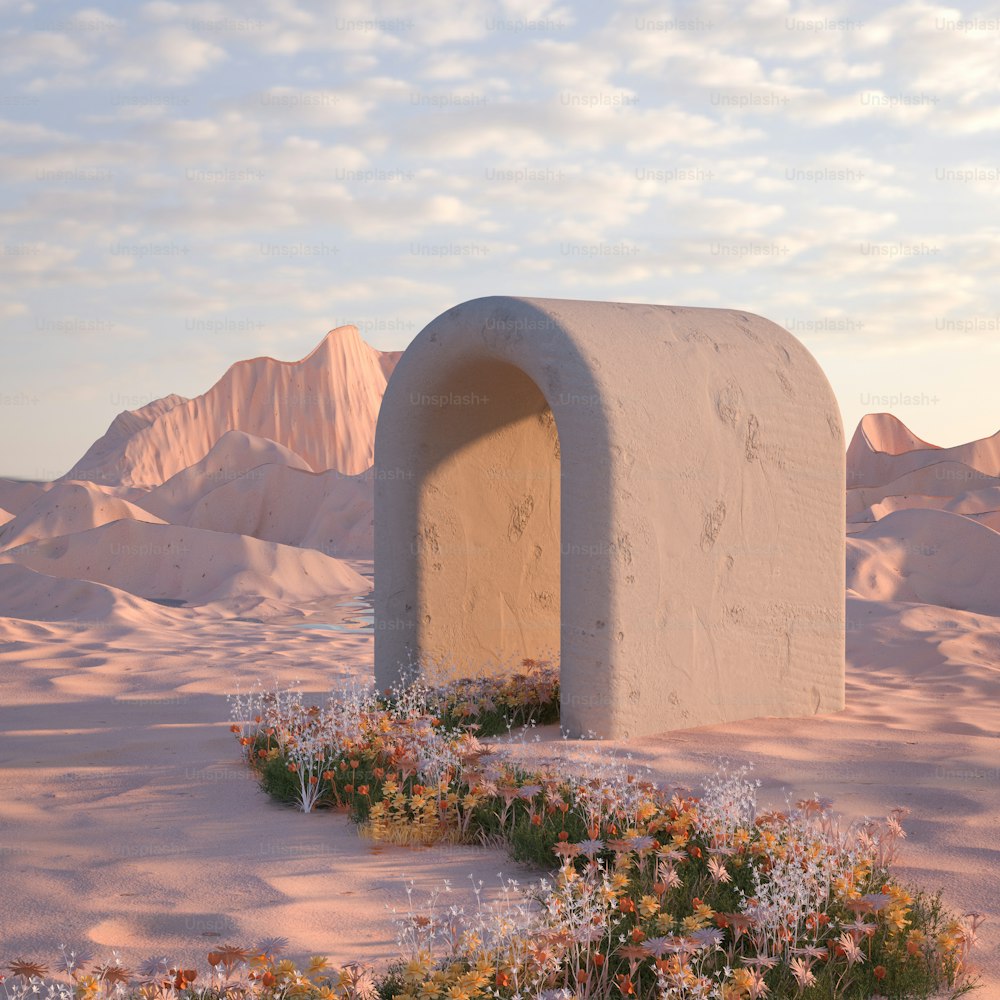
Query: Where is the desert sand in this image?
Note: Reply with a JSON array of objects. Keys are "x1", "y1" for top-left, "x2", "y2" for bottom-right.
[{"x1": 1, "y1": 335, "x2": 997, "y2": 991}]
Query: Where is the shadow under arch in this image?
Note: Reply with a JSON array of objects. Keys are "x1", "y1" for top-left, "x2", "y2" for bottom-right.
[{"x1": 374, "y1": 296, "x2": 614, "y2": 737}]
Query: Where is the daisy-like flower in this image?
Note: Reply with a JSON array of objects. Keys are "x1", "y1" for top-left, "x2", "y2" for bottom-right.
[
  {"x1": 841, "y1": 918, "x2": 877, "y2": 939},
  {"x1": 744, "y1": 968, "x2": 770, "y2": 999},
  {"x1": 789, "y1": 956, "x2": 816, "y2": 989},
  {"x1": 7, "y1": 960, "x2": 50, "y2": 980},
  {"x1": 616, "y1": 944, "x2": 651, "y2": 962},
  {"x1": 254, "y1": 937, "x2": 288, "y2": 959},
  {"x1": 716, "y1": 913, "x2": 753, "y2": 940},
  {"x1": 707, "y1": 857, "x2": 732, "y2": 884},
  {"x1": 552, "y1": 842, "x2": 582, "y2": 860},
  {"x1": 741, "y1": 953, "x2": 778, "y2": 971},
  {"x1": 575, "y1": 838, "x2": 605, "y2": 859},
  {"x1": 836, "y1": 931, "x2": 866, "y2": 967},
  {"x1": 627, "y1": 834, "x2": 656, "y2": 853},
  {"x1": 642, "y1": 937, "x2": 673, "y2": 959},
  {"x1": 338, "y1": 963, "x2": 378, "y2": 1000},
  {"x1": 690, "y1": 928, "x2": 725, "y2": 951},
  {"x1": 57, "y1": 947, "x2": 94, "y2": 979},
  {"x1": 790, "y1": 944, "x2": 828, "y2": 961},
  {"x1": 605, "y1": 839, "x2": 633, "y2": 854},
  {"x1": 859, "y1": 892, "x2": 892, "y2": 913},
  {"x1": 137, "y1": 957, "x2": 170, "y2": 980},
  {"x1": 656, "y1": 848, "x2": 687, "y2": 863}
]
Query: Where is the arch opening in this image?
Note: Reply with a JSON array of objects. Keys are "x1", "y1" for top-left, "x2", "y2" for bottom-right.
[{"x1": 412, "y1": 358, "x2": 561, "y2": 680}]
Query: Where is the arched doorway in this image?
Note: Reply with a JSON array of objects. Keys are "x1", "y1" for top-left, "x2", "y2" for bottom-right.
[{"x1": 412, "y1": 358, "x2": 560, "y2": 680}]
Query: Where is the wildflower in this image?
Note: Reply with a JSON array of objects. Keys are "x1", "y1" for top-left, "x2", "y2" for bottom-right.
[
  {"x1": 741, "y1": 954, "x2": 778, "y2": 971},
  {"x1": 656, "y1": 848, "x2": 686, "y2": 863},
  {"x1": 7, "y1": 961, "x2": 50, "y2": 979},
  {"x1": 707, "y1": 857, "x2": 731, "y2": 884},
  {"x1": 170, "y1": 968, "x2": 197, "y2": 989},
  {"x1": 790, "y1": 945, "x2": 827, "y2": 961},
  {"x1": 906, "y1": 928, "x2": 926, "y2": 955},
  {"x1": 690, "y1": 928, "x2": 725, "y2": 951},
  {"x1": 788, "y1": 956, "x2": 816, "y2": 990},
  {"x1": 617, "y1": 944, "x2": 650, "y2": 962},
  {"x1": 576, "y1": 838, "x2": 605, "y2": 858},
  {"x1": 614, "y1": 973, "x2": 636, "y2": 996},
  {"x1": 137, "y1": 957, "x2": 169, "y2": 980},
  {"x1": 742, "y1": 968, "x2": 770, "y2": 999},
  {"x1": 553, "y1": 842, "x2": 581, "y2": 861},
  {"x1": 253, "y1": 937, "x2": 288, "y2": 961},
  {"x1": 627, "y1": 834, "x2": 656, "y2": 853},
  {"x1": 835, "y1": 931, "x2": 865, "y2": 967}
]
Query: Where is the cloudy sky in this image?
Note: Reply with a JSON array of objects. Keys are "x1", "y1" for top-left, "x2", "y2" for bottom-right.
[{"x1": 1, "y1": 0, "x2": 998, "y2": 480}]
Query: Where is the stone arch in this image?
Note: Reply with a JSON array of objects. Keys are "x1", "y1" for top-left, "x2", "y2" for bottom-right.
[{"x1": 374, "y1": 296, "x2": 845, "y2": 738}]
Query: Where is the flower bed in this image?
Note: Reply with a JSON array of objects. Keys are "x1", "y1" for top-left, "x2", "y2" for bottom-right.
[{"x1": 4, "y1": 663, "x2": 983, "y2": 1000}]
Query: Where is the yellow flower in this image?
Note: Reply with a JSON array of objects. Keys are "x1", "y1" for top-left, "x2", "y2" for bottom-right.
[
  {"x1": 886, "y1": 904, "x2": 911, "y2": 934},
  {"x1": 74, "y1": 976, "x2": 100, "y2": 1000},
  {"x1": 938, "y1": 920, "x2": 965, "y2": 954},
  {"x1": 306, "y1": 956, "x2": 331, "y2": 978},
  {"x1": 682, "y1": 902, "x2": 715, "y2": 931},
  {"x1": 403, "y1": 959, "x2": 430, "y2": 984},
  {"x1": 638, "y1": 895, "x2": 660, "y2": 918}
]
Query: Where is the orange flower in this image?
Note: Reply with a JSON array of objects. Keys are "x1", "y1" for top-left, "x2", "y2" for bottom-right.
[
  {"x1": 874, "y1": 966, "x2": 887, "y2": 981},
  {"x1": 593, "y1": 953, "x2": 606, "y2": 968},
  {"x1": 171, "y1": 970, "x2": 197, "y2": 989},
  {"x1": 615, "y1": 974, "x2": 636, "y2": 996}
]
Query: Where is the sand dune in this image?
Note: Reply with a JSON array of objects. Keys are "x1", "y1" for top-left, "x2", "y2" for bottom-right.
[
  {"x1": 0, "y1": 519, "x2": 368, "y2": 610},
  {"x1": 62, "y1": 328, "x2": 400, "y2": 488},
  {"x1": 0, "y1": 481, "x2": 166, "y2": 552},
  {"x1": 847, "y1": 411, "x2": 940, "y2": 459},
  {"x1": 0, "y1": 562, "x2": 182, "y2": 625},
  {"x1": 186, "y1": 464, "x2": 374, "y2": 559},
  {"x1": 846, "y1": 507, "x2": 1000, "y2": 615},
  {"x1": 845, "y1": 461, "x2": 1000, "y2": 518},
  {"x1": 852, "y1": 486, "x2": 1000, "y2": 525},
  {"x1": 0, "y1": 477, "x2": 51, "y2": 515},
  {"x1": 847, "y1": 412, "x2": 1000, "y2": 488},
  {"x1": 136, "y1": 430, "x2": 312, "y2": 523}
]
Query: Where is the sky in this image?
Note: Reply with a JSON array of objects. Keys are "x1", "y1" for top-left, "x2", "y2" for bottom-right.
[{"x1": 1, "y1": 0, "x2": 999, "y2": 481}]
